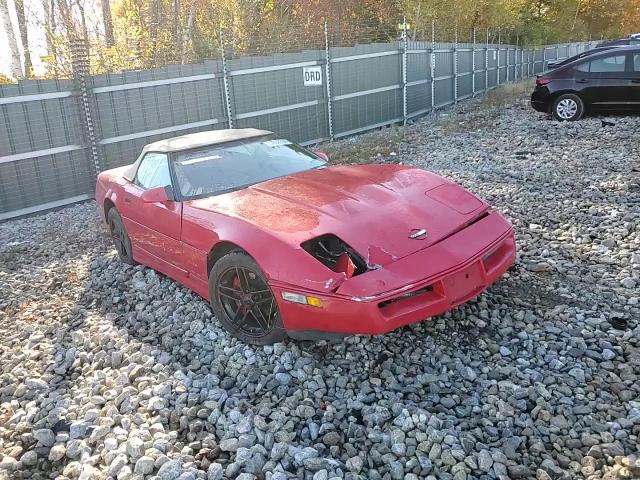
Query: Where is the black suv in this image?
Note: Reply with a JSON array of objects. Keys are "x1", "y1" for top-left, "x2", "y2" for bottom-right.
[{"x1": 531, "y1": 46, "x2": 640, "y2": 121}]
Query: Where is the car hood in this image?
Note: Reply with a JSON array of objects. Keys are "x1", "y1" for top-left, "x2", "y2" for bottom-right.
[{"x1": 186, "y1": 164, "x2": 488, "y2": 265}]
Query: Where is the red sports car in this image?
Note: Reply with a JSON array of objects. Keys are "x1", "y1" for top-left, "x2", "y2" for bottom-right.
[{"x1": 96, "y1": 129, "x2": 516, "y2": 344}]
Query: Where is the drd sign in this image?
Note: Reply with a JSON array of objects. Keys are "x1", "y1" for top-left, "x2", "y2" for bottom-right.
[{"x1": 303, "y1": 66, "x2": 322, "y2": 86}]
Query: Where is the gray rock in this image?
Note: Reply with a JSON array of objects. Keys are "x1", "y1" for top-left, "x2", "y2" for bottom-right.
[
  {"x1": 148, "y1": 396, "x2": 166, "y2": 410},
  {"x1": 207, "y1": 463, "x2": 224, "y2": 480},
  {"x1": 33, "y1": 429, "x2": 56, "y2": 447},
  {"x1": 48, "y1": 444, "x2": 66, "y2": 462},
  {"x1": 70, "y1": 422, "x2": 88, "y2": 439},
  {"x1": 157, "y1": 460, "x2": 182, "y2": 480},
  {"x1": 126, "y1": 436, "x2": 145, "y2": 459},
  {"x1": 346, "y1": 456, "x2": 363, "y2": 473},
  {"x1": 0, "y1": 457, "x2": 19, "y2": 472},
  {"x1": 477, "y1": 449, "x2": 493, "y2": 472},
  {"x1": 20, "y1": 450, "x2": 38, "y2": 467},
  {"x1": 621, "y1": 277, "x2": 636, "y2": 289},
  {"x1": 135, "y1": 456, "x2": 155, "y2": 475},
  {"x1": 275, "y1": 372, "x2": 291, "y2": 385},
  {"x1": 220, "y1": 438, "x2": 239, "y2": 452},
  {"x1": 89, "y1": 425, "x2": 110, "y2": 442},
  {"x1": 25, "y1": 378, "x2": 48, "y2": 390},
  {"x1": 108, "y1": 454, "x2": 129, "y2": 477}
]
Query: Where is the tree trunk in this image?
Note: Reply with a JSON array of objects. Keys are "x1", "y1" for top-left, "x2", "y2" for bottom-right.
[
  {"x1": 13, "y1": 0, "x2": 32, "y2": 77},
  {"x1": 42, "y1": 0, "x2": 58, "y2": 75},
  {"x1": 102, "y1": 0, "x2": 114, "y2": 46},
  {"x1": 75, "y1": 0, "x2": 89, "y2": 44},
  {"x1": 150, "y1": 0, "x2": 161, "y2": 63},
  {"x1": 57, "y1": 0, "x2": 74, "y2": 37},
  {"x1": 181, "y1": 0, "x2": 196, "y2": 64},
  {"x1": 173, "y1": 0, "x2": 180, "y2": 54},
  {"x1": 0, "y1": 0, "x2": 23, "y2": 79}
]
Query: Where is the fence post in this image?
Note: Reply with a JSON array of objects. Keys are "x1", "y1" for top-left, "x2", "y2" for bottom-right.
[
  {"x1": 401, "y1": 17, "x2": 408, "y2": 125},
  {"x1": 431, "y1": 20, "x2": 436, "y2": 111},
  {"x1": 471, "y1": 27, "x2": 476, "y2": 96},
  {"x1": 506, "y1": 37, "x2": 510, "y2": 83},
  {"x1": 219, "y1": 29, "x2": 234, "y2": 129},
  {"x1": 70, "y1": 37, "x2": 101, "y2": 176},
  {"x1": 497, "y1": 30, "x2": 501, "y2": 87},
  {"x1": 453, "y1": 25, "x2": 458, "y2": 104},
  {"x1": 485, "y1": 29, "x2": 489, "y2": 91},
  {"x1": 515, "y1": 37, "x2": 519, "y2": 81},
  {"x1": 324, "y1": 20, "x2": 334, "y2": 141}
]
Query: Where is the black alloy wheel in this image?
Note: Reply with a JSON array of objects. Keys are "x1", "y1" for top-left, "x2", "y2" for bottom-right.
[
  {"x1": 107, "y1": 208, "x2": 134, "y2": 265},
  {"x1": 209, "y1": 251, "x2": 285, "y2": 345}
]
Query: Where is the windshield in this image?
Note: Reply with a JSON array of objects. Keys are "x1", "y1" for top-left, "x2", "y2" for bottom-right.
[{"x1": 172, "y1": 136, "x2": 326, "y2": 199}]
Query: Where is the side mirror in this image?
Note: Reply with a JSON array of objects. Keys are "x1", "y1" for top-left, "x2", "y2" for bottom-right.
[
  {"x1": 141, "y1": 185, "x2": 174, "y2": 203},
  {"x1": 314, "y1": 151, "x2": 329, "y2": 162}
]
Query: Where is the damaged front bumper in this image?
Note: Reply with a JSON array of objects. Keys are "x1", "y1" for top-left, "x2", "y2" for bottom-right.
[{"x1": 270, "y1": 211, "x2": 516, "y2": 338}]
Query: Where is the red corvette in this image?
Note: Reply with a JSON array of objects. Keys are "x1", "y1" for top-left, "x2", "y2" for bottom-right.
[{"x1": 96, "y1": 129, "x2": 516, "y2": 344}]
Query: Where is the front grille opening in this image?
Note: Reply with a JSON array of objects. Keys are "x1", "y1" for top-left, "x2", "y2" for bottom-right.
[
  {"x1": 301, "y1": 234, "x2": 368, "y2": 277},
  {"x1": 378, "y1": 285, "x2": 434, "y2": 309}
]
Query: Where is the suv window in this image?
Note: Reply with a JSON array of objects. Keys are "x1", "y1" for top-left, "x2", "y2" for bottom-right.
[
  {"x1": 135, "y1": 152, "x2": 171, "y2": 189},
  {"x1": 634, "y1": 54, "x2": 640, "y2": 71},
  {"x1": 587, "y1": 55, "x2": 626, "y2": 73}
]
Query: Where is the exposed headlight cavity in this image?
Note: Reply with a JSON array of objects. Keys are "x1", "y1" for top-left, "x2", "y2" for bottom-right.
[{"x1": 301, "y1": 234, "x2": 367, "y2": 277}]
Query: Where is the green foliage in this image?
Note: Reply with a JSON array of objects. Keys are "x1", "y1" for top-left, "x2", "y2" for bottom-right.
[
  {"x1": 32, "y1": 0, "x2": 640, "y2": 77},
  {"x1": 0, "y1": 73, "x2": 15, "y2": 84}
]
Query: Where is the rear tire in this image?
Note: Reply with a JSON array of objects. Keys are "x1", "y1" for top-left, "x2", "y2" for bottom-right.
[
  {"x1": 209, "y1": 251, "x2": 285, "y2": 345},
  {"x1": 552, "y1": 93, "x2": 584, "y2": 121},
  {"x1": 107, "y1": 208, "x2": 135, "y2": 265}
]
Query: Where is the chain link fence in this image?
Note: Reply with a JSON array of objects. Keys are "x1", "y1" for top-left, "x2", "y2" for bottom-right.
[{"x1": 0, "y1": 20, "x2": 595, "y2": 221}]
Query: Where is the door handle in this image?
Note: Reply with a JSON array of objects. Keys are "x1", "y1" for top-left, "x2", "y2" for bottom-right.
[
  {"x1": 576, "y1": 79, "x2": 588, "y2": 83},
  {"x1": 124, "y1": 196, "x2": 132, "y2": 203}
]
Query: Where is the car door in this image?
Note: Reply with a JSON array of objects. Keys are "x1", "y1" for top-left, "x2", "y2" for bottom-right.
[
  {"x1": 119, "y1": 151, "x2": 184, "y2": 267},
  {"x1": 630, "y1": 52, "x2": 640, "y2": 106},
  {"x1": 573, "y1": 54, "x2": 632, "y2": 109}
]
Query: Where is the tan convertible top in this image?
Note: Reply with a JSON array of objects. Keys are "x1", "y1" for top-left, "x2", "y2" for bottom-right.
[
  {"x1": 123, "y1": 128, "x2": 274, "y2": 180},
  {"x1": 143, "y1": 128, "x2": 273, "y2": 154}
]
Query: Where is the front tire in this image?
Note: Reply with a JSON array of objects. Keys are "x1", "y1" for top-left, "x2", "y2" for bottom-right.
[
  {"x1": 107, "y1": 208, "x2": 135, "y2": 265},
  {"x1": 552, "y1": 93, "x2": 584, "y2": 121},
  {"x1": 208, "y1": 251, "x2": 285, "y2": 345}
]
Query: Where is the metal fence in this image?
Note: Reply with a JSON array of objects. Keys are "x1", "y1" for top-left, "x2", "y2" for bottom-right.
[{"x1": 0, "y1": 33, "x2": 596, "y2": 221}]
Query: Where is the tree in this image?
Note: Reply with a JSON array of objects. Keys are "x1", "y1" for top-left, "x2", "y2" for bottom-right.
[
  {"x1": 0, "y1": 0, "x2": 22, "y2": 79},
  {"x1": 14, "y1": 0, "x2": 32, "y2": 77},
  {"x1": 42, "y1": 0, "x2": 59, "y2": 74},
  {"x1": 102, "y1": 0, "x2": 115, "y2": 46},
  {"x1": 621, "y1": 0, "x2": 640, "y2": 35}
]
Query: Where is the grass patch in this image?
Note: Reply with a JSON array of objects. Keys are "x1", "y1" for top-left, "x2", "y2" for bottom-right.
[
  {"x1": 321, "y1": 126, "x2": 406, "y2": 165},
  {"x1": 480, "y1": 80, "x2": 532, "y2": 109},
  {"x1": 441, "y1": 80, "x2": 533, "y2": 133}
]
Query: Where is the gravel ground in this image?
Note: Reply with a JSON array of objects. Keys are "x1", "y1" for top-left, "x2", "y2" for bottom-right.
[{"x1": 1, "y1": 90, "x2": 639, "y2": 480}]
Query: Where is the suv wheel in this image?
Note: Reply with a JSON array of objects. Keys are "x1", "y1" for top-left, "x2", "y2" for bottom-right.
[{"x1": 552, "y1": 94, "x2": 584, "y2": 121}]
